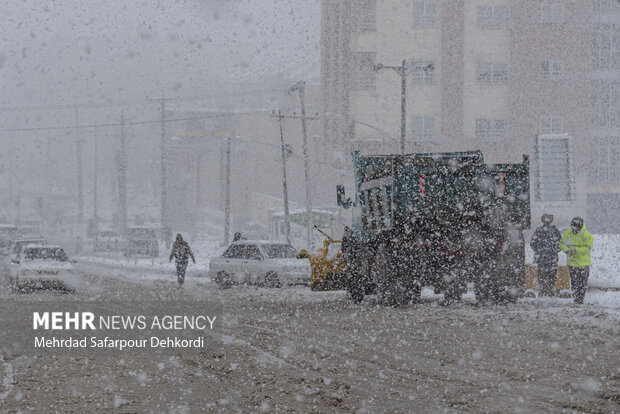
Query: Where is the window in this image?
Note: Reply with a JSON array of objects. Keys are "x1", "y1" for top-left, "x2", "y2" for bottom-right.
[
  {"x1": 223, "y1": 244, "x2": 245, "y2": 258},
  {"x1": 589, "y1": 137, "x2": 620, "y2": 184},
  {"x1": 541, "y1": 3, "x2": 564, "y2": 23},
  {"x1": 475, "y1": 119, "x2": 508, "y2": 140},
  {"x1": 593, "y1": 0, "x2": 620, "y2": 13},
  {"x1": 477, "y1": 62, "x2": 508, "y2": 83},
  {"x1": 540, "y1": 116, "x2": 563, "y2": 134},
  {"x1": 412, "y1": 116, "x2": 435, "y2": 141},
  {"x1": 352, "y1": 52, "x2": 376, "y2": 90},
  {"x1": 592, "y1": 79, "x2": 620, "y2": 128},
  {"x1": 360, "y1": 192, "x2": 368, "y2": 229},
  {"x1": 353, "y1": 0, "x2": 376, "y2": 32},
  {"x1": 262, "y1": 244, "x2": 298, "y2": 259},
  {"x1": 374, "y1": 188, "x2": 384, "y2": 229},
  {"x1": 24, "y1": 247, "x2": 69, "y2": 262},
  {"x1": 477, "y1": 6, "x2": 509, "y2": 28},
  {"x1": 385, "y1": 186, "x2": 392, "y2": 228},
  {"x1": 541, "y1": 60, "x2": 564, "y2": 80},
  {"x1": 243, "y1": 245, "x2": 263, "y2": 260},
  {"x1": 592, "y1": 24, "x2": 620, "y2": 70},
  {"x1": 366, "y1": 189, "x2": 376, "y2": 230},
  {"x1": 534, "y1": 134, "x2": 575, "y2": 201},
  {"x1": 411, "y1": 61, "x2": 434, "y2": 84},
  {"x1": 413, "y1": 2, "x2": 437, "y2": 27}
]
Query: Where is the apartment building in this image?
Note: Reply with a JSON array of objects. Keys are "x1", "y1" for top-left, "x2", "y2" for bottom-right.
[{"x1": 322, "y1": 1, "x2": 619, "y2": 231}]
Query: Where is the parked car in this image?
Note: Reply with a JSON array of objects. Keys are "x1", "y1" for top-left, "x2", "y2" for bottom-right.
[
  {"x1": 93, "y1": 230, "x2": 123, "y2": 252},
  {"x1": 10, "y1": 245, "x2": 78, "y2": 291},
  {"x1": 11, "y1": 237, "x2": 47, "y2": 261},
  {"x1": 0, "y1": 224, "x2": 18, "y2": 255},
  {"x1": 209, "y1": 241, "x2": 311, "y2": 288},
  {"x1": 125, "y1": 226, "x2": 159, "y2": 257}
]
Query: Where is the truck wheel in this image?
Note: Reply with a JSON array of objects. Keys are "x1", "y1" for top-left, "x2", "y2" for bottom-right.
[
  {"x1": 264, "y1": 271, "x2": 281, "y2": 288},
  {"x1": 474, "y1": 261, "x2": 495, "y2": 304},
  {"x1": 474, "y1": 280, "x2": 490, "y2": 303},
  {"x1": 373, "y1": 245, "x2": 408, "y2": 307},
  {"x1": 215, "y1": 271, "x2": 233, "y2": 289},
  {"x1": 407, "y1": 280, "x2": 422, "y2": 304},
  {"x1": 348, "y1": 277, "x2": 364, "y2": 304},
  {"x1": 346, "y1": 267, "x2": 364, "y2": 303}
]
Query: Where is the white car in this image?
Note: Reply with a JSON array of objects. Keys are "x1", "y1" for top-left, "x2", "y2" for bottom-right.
[
  {"x1": 209, "y1": 241, "x2": 311, "y2": 288},
  {"x1": 10, "y1": 245, "x2": 78, "y2": 292}
]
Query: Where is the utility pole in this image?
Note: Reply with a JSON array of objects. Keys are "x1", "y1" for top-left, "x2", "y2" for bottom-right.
[
  {"x1": 223, "y1": 134, "x2": 232, "y2": 245},
  {"x1": 374, "y1": 60, "x2": 433, "y2": 155},
  {"x1": 194, "y1": 152, "x2": 201, "y2": 242},
  {"x1": 289, "y1": 81, "x2": 313, "y2": 250},
  {"x1": 118, "y1": 113, "x2": 128, "y2": 236},
  {"x1": 75, "y1": 107, "x2": 84, "y2": 238},
  {"x1": 160, "y1": 99, "x2": 168, "y2": 245},
  {"x1": 9, "y1": 135, "x2": 14, "y2": 220},
  {"x1": 276, "y1": 109, "x2": 291, "y2": 243},
  {"x1": 93, "y1": 127, "x2": 99, "y2": 233}
]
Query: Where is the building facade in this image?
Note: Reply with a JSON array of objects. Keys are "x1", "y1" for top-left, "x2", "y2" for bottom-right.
[{"x1": 321, "y1": 0, "x2": 620, "y2": 232}]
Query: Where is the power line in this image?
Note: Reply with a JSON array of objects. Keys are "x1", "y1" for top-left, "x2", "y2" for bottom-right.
[
  {"x1": 0, "y1": 88, "x2": 290, "y2": 113},
  {"x1": 0, "y1": 111, "x2": 267, "y2": 133}
]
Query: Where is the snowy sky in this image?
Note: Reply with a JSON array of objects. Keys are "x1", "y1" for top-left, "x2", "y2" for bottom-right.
[{"x1": 0, "y1": 0, "x2": 321, "y2": 108}]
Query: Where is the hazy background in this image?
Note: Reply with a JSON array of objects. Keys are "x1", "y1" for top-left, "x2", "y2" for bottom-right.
[
  {"x1": 0, "y1": 0, "x2": 321, "y2": 230},
  {"x1": 0, "y1": 0, "x2": 320, "y2": 106}
]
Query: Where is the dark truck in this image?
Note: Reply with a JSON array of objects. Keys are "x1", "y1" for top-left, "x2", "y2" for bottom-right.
[{"x1": 337, "y1": 150, "x2": 530, "y2": 306}]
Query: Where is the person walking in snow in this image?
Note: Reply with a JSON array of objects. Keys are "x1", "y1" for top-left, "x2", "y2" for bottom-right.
[
  {"x1": 531, "y1": 213, "x2": 562, "y2": 297},
  {"x1": 169, "y1": 233, "x2": 195, "y2": 287},
  {"x1": 559, "y1": 217, "x2": 594, "y2": 304}
]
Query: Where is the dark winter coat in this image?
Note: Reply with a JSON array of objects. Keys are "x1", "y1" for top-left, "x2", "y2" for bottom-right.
[
  {"x1": 341, "y1": 230, "x2": 356, "y2": 261},
  {"x1": 169, "y1": 240, "x2": 195, "y2": 264},
  {"x1": 531, "y1": 224, "x2": 561, "y2": 266}
]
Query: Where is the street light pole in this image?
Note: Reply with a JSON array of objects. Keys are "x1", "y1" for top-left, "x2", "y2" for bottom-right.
[
  {"x1": 374, "y1": 60, "x2": 408, "y2": 154},
  {"x1": 160, "y1": 99, "x2": 169, "y2": 247},
  {"x1": 276, "y1": 109, "x2": 291, "y2": 244},
  {"x1": 289, "y1": 81, "x2": 313, "y2": 251},
  {"x1": 223, "y1": 134, "x2": 232, "y2": 245},
  {"x1": 374, "y1": 60, "x2": 433, "y2": 155}
]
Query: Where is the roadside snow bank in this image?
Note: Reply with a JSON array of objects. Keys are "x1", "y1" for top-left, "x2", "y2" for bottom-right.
[{"x1": 76, "y1": 235, "x2": 224, "y2": 276}]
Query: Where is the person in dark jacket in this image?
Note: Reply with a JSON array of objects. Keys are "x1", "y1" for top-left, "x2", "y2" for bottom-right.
[
  {"x1": 530, "y1": 214, "x2": 562, "y2": 297},
  {"x1": 169, "y1": 233, "x2": 195, "y2": 287}
]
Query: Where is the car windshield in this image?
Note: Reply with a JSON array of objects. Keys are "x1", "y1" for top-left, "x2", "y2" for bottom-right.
[
  {"x1": 24, "y1": 247, "x2": 69, "y2": 262},
  {"x1": 262, "y1": 244, "x2": 298, "y2": 259},
  {"x1": 13, "y1": 240, "x2": 44, "y2": 254}
]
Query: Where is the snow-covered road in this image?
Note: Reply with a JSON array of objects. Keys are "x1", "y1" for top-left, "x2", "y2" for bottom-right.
[{"x1": 1, "y1": 261, "x2": 618, "y2": 412}]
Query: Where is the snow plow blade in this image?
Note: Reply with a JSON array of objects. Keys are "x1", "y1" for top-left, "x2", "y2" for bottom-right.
[{"x1": 301, "y1": 227, "x2": 347, "y2": 291}]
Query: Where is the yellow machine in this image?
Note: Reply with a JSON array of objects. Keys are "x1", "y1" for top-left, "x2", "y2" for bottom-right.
[
  {"x1": 298, "y1": 226, "x2": 347, "y2": 291},
  {"x1": 524, "y1": 265, "x2": 571, "y2": 297}
]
